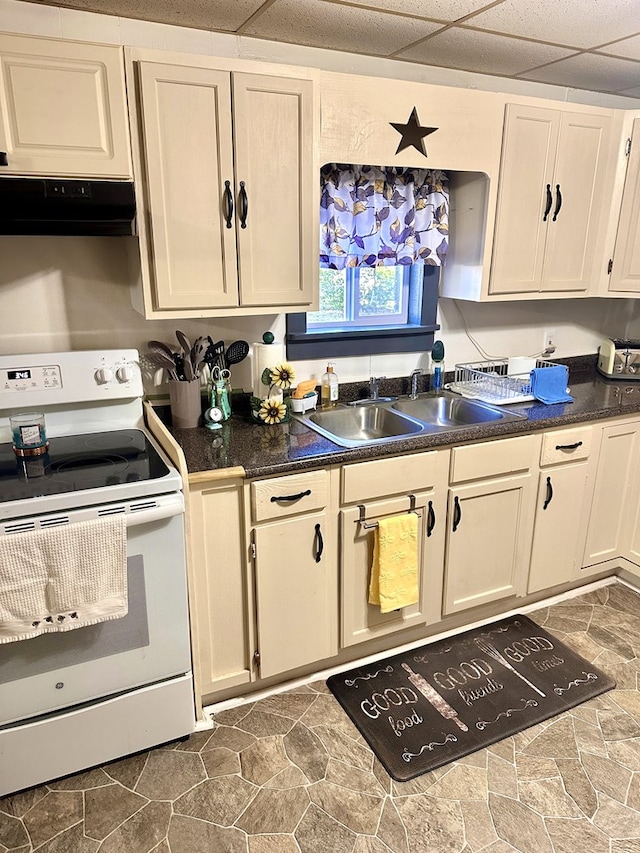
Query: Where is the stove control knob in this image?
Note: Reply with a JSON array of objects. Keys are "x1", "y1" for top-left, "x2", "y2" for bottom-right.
[
  {"x1": 116, "y1": 365, "x2": 134, "y2": 383},
  {"x1": 94, "y1": 367, "x2": 114, "y2": 384}
]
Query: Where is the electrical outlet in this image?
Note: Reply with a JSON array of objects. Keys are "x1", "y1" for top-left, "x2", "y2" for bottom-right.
[{"x1": 543, "y1": 329, "x2": 557, "y2": 354}]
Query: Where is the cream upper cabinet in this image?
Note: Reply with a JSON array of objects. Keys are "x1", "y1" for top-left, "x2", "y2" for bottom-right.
[
  {"x1": 443, "y1": 435, "x2": 539, "y2": 615},
  {"x1": 127, "y1": 50, "x2": 318, "y2": 319},
  {"x1": 609, "y1": 118, "x2": 640, "y2": 293},
  {"x1": 490, "y1": 104, "x2": 612, "y2": 297},
  {"x1": 0, "y1": 33, "x2": 131, "y2": 178}
]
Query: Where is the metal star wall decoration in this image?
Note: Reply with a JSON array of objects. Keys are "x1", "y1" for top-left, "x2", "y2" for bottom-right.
[{"x1": 390, "y1": 107, "x2": 438, "y2": 157}]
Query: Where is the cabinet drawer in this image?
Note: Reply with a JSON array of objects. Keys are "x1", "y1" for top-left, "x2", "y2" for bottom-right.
[
  {"x1": 540, "y1": 426, "x2": 592, "y2": 466},
  {"x1": 342, "y1": 450, "x2": 448, "y2": 504},
  {"x1": 450, "y1": 435, "x2": 538, "y2": 484},
  {"x1": 251, "y1": 470, "x2": 328, "y2": 522}
]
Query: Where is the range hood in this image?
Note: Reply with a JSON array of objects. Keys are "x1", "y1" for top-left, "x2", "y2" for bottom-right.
[{"x1": 0, "y1": 177, "x2": 136, "y2": 236}]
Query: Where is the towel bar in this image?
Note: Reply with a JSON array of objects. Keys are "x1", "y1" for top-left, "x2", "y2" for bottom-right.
[{"x1": 357, "y1": 494, "x2": 417, "y2": 529}]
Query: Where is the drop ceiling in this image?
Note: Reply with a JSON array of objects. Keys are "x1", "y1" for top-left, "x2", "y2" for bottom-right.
[{"x1": 18, "y1": 0, "x2": 640, "y2": 99}]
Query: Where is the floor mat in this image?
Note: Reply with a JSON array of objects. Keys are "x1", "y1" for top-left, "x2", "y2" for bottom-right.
[{"x1": 327, "y1": 613, "x2": 615, "y2": 781}]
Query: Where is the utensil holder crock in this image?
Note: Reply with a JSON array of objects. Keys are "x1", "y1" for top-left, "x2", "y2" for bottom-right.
[{"x1": 169, "y1": 379, "x2": 201, "y2": 428}]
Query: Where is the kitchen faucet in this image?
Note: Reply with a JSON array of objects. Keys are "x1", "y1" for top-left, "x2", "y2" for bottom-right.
[
  {"x1": 409, "y1": 369, "x2": 422, "y2": 400},
  {"x1": 369, "y1": 376, "x2": 384, "y2": 400}
]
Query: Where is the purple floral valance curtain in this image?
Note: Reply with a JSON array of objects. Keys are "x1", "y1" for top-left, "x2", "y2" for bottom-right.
[{"x1": 320, "y1": 164, "x2": 450, "y2": 270}]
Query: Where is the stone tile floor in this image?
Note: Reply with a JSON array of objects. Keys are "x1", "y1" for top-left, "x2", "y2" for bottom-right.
[{"x1": 2, "y1": 581, "x2": 640, "y2": 852}]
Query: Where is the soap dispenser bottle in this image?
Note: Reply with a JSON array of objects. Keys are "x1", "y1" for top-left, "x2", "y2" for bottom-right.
[
  {"x1": 430, "y1": 340, "x2": 445, "y2": 394},
  {"x1": 321, "y1": 363, "x2": 339, "y2": 408}
]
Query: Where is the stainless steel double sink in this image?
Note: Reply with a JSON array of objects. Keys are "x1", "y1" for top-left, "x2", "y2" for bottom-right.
[{"x1": 292, "y1": 391, "x2": 526, "y2": 448}]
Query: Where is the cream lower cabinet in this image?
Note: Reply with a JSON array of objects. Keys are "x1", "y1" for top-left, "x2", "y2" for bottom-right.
[
  {"x1": 339, "y1": 450, "x2": 449, "y2": 648},
  {"x1": 188, "y1": 477, "x2": 252, "y2": 700},
  {"x1": 443, "y1": 435, "x2": 539, "y2": 614},
  {"x1": 582, "y1": 418, "x2": 640, "y2": 568},
  {"x1": 490, "y1": 104, "x2": 612, "y2": 297},
  {"x1": 528, "y1": 426, "x2": 594, "y2": 593},
  {"x1": 0, "y1": 33, "x2": 131, "y2": 177},
  {"x1": 249, "y1": 470, "x2": 337, "y2": 680},
  {"x1": 126, "y1": 49, "x2": 318, "y2": 318}
]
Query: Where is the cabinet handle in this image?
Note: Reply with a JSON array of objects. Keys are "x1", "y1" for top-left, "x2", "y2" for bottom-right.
[
  {"x1": 426, "y1": 500, "x2": 436, "y2": 537},
  {"x1": 543, "y1": 475, "x2": 554, "y2": 510},
  {"x1": 552, "y1": 184, "x2": 562, "y2": 221},
  {"x1": 452, "y1": 496, "x2": 462, "y2": 532},
  {"x1": 223, "y1": 180, "x2": 233, "y2": 228},
  {"x1": 270, "y1": 489, "x2": 311, "y2": 503},
  {"x1": 555, "y1": 441, "x2": 582, "y2": 451},
  {"x1": 239, "y1": 180, "x2": 248, "y2": 229},
  {"x1": 313, "y1": 523, "x2": 324, "y2": 563},
  {"x1": 543, "y1": 184, "x2": 552, "y2": 221},
  {"x1": 0, "y1": 152, "x2": 7, "y2": 166}
]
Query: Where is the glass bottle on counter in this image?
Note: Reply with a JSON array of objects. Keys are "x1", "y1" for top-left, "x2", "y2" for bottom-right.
[{"x1": 321, "y1": 363, "x2": 339, "y2": 408}]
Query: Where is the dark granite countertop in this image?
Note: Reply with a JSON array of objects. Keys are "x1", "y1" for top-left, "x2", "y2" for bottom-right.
[{"x1": 161, "y1": 360, "x2": 640, "y2": 480}]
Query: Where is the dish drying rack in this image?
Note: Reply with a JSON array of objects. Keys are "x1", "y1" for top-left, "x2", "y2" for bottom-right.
[{"x1": 446, "y1": 357, "x2": 560, "y2": 405}]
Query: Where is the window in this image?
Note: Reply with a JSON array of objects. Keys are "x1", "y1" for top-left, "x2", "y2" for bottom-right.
[{"x1": 286, "y1": 163, "x2": 445, "y2": 360}]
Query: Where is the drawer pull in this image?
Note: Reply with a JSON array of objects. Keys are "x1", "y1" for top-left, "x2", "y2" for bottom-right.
[
  {"x1": 452, "y1": 496, "x2": 462, "y2": 532},
  {"x1": 239, "y1": 180, "x2": 248, "y2": 229},
  {"x1": 314, "y1": 523, "x2": 324, "y2": 563},
  {"x1": 270, "y1": 489, "x2": 311, "y2": 503},
  {"x1": 426, "y1": 500, "x2": 436, "y2": 537},
  {"x1": 552, "y1": 184, "x2": 562, "y2": 221},
  {"x1": 555, "y1": 441, "x2": 583, "y2": 451},
  {"x1": 0, "y1": 152, "x2": 8, "y2": 166},
  {"x1": 543, "y1": 476, "x2": 554, "y2": 510}
]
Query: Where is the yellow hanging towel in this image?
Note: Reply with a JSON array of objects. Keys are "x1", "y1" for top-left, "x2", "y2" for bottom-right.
[{"x1": 369, "y1": 513, "x2": 419, "y2": 613}]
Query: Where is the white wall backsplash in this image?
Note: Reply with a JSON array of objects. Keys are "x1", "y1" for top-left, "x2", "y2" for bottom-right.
[{"x1": 1, "y1": 0, "x2": 639, "y2": 396}]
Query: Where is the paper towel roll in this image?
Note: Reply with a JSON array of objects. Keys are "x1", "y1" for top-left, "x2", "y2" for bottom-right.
[{"x1": 251, "y1": 341, "x2": 285, "y2": 399}]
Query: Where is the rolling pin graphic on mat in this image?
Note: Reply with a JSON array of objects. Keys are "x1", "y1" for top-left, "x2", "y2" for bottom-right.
[{"x1": 402, "y1": 663, "x2": 468, "y2": 732}]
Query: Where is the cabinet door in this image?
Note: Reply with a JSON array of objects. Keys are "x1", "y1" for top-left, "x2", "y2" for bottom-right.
[
  {"x1": 0, "y1": 34, "x2": 130, "y2": 178},
  {"x1": 542, "y1": 111, "x2": 611, "y2": 292},
  {"x1": 443, "y1": 474, "x2": 534, "y2": 615},
  {"x1": 528, "y1": 463, "x2": 590, "y2": 593},
  {"x1": 137, "y1": 62, "x2": 239, "y2": 310},
  {"x1": 582, "y1": 421, "x2": 640, "y2": 566},
  {"x1": 233, "y1": 73, "x2": 317, "y2": 308},
  {"x1": 340, "y1": 490, "x2": 446, "y2": 648},
  {"x1": 610, "y1": 118, "x2": 640, "y2": 293},
  {"x1": 489, "y1": 105, "x2": 559, "y2": 295},
  {"x1": 253, "y1": 511, "x2": 337, "y2": 679},
  {"x1": 189, "y1": 479, "x2": 251, "y2": 698}
]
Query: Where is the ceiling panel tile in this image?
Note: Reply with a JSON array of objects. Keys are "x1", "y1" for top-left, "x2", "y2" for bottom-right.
[
  {"x1": 24, "y1": 0, "x2": 267, "y2": 31},
  {"x1": 243, "y1": 0, "x2": 442, "y2": 55},
  {"x1": 332, "y1": 0, "x2": 497, "y2": 23},
  {"x1": 598, "y1": 35, "x2": 640, "y2": 61},
  {"x1": 397, "y1": 27, "x2": 576, "y2": 76},
  {"x1": 466, "y1": 0, "x2": 640, "y2": 49},
  {"x1": 519, "y1": 52, "x2": 640, "y2": 92}
]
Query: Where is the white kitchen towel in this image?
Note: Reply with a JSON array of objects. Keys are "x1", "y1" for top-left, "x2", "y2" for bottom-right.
[{"x1": 0, "y1": 516, "x2": 128, "y2": 643}]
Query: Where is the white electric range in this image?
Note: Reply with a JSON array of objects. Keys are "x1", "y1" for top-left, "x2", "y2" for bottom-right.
[{"x1": 0, "y1": 350, "x2": 195, "y2": 796}]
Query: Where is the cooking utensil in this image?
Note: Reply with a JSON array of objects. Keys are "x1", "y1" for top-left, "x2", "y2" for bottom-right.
[
  {"x1": 224, "y1": 340, "x2": 249, "y2": 369},
  {"x1": 148, "y1": 340, "x2": 175, "y2": 361},
  {"x1": 190, "y1": 336, "x2": 208, "y2": 375},
  {"x1": 175, "y1": 330, "x2": 192, "y2": 359},
  {"x1": 146, "y1": 352, "x2": 179, "y2": 381},
  {"x1": 474, "y1": 637, "x2": 546, "y2": 697}
]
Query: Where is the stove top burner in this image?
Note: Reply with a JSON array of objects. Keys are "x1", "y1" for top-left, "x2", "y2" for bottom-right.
[{"x1": 0, "y1": 429, "x2": 170, "y2": 503}]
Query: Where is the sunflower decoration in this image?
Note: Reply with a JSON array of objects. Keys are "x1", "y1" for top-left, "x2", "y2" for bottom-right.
[
  {"x1": 258, "y1": 397, "x2": 288, "y2": 425},
  {"x1": 269, "y1": 362, "x2": 296, "y2": 391}
]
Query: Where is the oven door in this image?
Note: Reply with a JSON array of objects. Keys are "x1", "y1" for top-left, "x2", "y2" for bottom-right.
[{"x1": 0, "y1": 493, "x2": 192, "y2": 726}]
